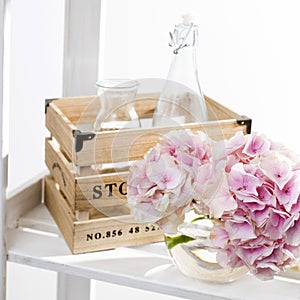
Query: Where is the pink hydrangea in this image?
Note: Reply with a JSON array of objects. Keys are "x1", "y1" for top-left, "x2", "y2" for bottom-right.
[
  {"x1": 128, "y1": 129, "x2": 300, "y2": 280},
  {"x1": 208, "y1": 132, "x2": 300, "y2": 280},
  {"x1": 127, "y1": 130, "x2": 219, "y2": 234}
]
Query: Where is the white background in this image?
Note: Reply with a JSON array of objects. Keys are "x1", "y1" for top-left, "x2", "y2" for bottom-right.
[{"x1": 6, "y1": 0, "x2": 300, "y2": 299}]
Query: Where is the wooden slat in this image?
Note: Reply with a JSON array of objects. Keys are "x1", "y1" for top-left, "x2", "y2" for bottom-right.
[
  {"x1": 87, "y1": 205, "x2": 131, "y2": 220},
  {"x1": 134, "y1": 96, "x2": 158, "y2": 118},
  {"x1": 55, "y1": 95, "x2": 99, "y2": 124},
  {"x1": 48, "y1": 94, "x2": 240, "y2": 125},
  {"x1": 205, "y1": 95, "x2": 241, "y2": 120},
  {"x1": 44, "y1": 176, "x2": 75, "y2": 250},
  {"x1": 73, "y1": 214, "x2": 163, "y2": 254},
  {"x1": 48, "y1": 94, "x2": 158, "y2": 125},
  {"x1": 75, "y1": 119, "x2": 247, "y2": 166},
  {"x1": 75, "y1": 171, "x2": 128, "y2": 210},
  {"x1": 45, "y1": 102, "x2": 75, "y2": 161},
  {"x1": 45, "y1": 138, "x2": 76, "y2": 208}
]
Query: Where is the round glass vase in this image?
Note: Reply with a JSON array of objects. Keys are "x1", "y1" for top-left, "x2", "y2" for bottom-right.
[{"x1": 164, "y1": 218, "x2": 248, "y2": 284}]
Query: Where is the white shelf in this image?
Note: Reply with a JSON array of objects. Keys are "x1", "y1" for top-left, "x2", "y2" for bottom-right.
[{"x1": 7, "y1": 203, "x2": 300, "y2": 300}]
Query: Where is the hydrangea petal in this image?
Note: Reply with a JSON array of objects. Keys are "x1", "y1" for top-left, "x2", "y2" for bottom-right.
[
  {"x1": 243, "y1": 133, "x2": 270, "y2": 157},
  {"x1": 228, "y1": 163, "x2": 261, "y2": 196},
  {"x1": 225, "y1": 218, "x2": 256, "y2": 241},
  {"x1": 286, "y1": 218, "x2": 300, "y2": 246},
  {"x1": 260, "y1": 151, "x2": 293, "y2": 190}
]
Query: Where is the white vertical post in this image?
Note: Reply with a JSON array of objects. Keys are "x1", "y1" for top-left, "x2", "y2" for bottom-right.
[
  {"x1": 57, "y1": 273, "x2": 91, "y2": 300},
  {"x1": 0, "y1": 0, "x2": 6, "y2": 299},
  {"x1": 58, "y1": 0, "x2": 102, "y2": 299},
  {"x1": 62, "y1": 0, "x2": 101, "y2": 97}
]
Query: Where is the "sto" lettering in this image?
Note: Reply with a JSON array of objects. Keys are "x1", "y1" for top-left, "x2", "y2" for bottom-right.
[{"x1": 92, "y1": 182, "x2": 127, "y2": 199}]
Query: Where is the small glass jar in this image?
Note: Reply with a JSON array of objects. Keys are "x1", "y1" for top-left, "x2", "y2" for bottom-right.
[
  {"x1": 92, "y1": 79, "x2": 141, "y2": 173},
  {"x1": 94, "y1": 79, "x2": 141, "y2": 131}
]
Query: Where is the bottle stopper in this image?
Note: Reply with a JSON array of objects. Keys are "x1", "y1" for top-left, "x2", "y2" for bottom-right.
[{"x1": 181, "y1": 13, "x2": 198, "y2": 25}]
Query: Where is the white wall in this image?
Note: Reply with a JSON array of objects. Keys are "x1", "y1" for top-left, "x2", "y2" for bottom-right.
[{"x1": 101, "y1": 0, "x2": 300, "y2": 152}]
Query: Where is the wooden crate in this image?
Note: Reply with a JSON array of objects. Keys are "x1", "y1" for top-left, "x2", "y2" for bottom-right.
[{"x1": 44, "y1": 94, "x2": 251, "y2": 253}]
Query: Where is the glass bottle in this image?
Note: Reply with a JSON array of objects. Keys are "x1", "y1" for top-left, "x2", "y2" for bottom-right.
[
  {"x1": 153, "y1": 15, "x2": 208, "y2": 127},
  {"x1": 94, "y1": 79, "x2": 141, "y2": 131}
]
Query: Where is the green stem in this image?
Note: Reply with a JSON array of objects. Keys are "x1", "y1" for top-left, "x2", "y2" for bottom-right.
[
  {"x1": 165, "y1": 234, "x2": 195, "y2": 250},
  {"x1": 191, "y1": 214, "x2": 211, "y2": 223},
  {"x1": 165, "y1": 215, "x2": 214, "y2": 250}
]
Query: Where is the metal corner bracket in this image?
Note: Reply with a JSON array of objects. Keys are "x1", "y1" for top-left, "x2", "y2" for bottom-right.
[
  {"x1": 45, "y1": 98, "x2": 59, "y2": 113},
  {"x1": 72, "y1": 130, "x2": 96, "y2": 153},
  {"x1": 236, "y1": 115, "x2": 252, "y2": 134}
]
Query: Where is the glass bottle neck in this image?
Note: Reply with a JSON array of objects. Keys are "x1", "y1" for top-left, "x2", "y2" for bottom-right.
[
  {"x1": 167, "y1": 47, "x2": 201, "y2": 94},
  {"x1": 167, "y1": 22, "x2": 201, "y2": 93}
]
